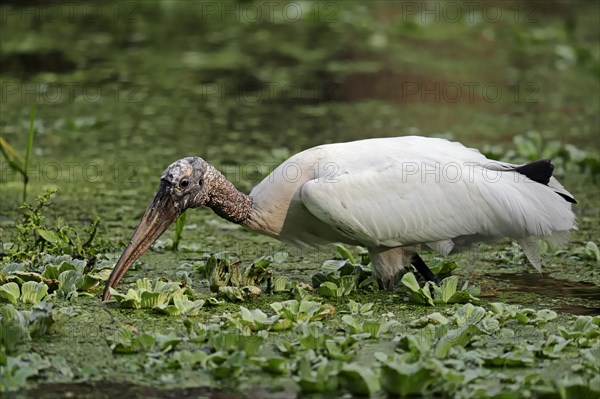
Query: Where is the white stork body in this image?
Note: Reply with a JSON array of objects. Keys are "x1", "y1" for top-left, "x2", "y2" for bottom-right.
[
  {"x1": 247, "y1": 136, "x2": 576, "y2": 288},
  {"x1": 102, "y1": 136, "x2": 577, "y2": 299}
]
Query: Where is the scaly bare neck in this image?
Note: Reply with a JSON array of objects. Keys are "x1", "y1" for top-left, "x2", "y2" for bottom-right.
[{"x1": 204, "y1": 165, "x2": 252, "y2": 224}]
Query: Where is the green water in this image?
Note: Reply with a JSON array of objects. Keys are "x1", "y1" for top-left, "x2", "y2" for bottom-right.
[{"x1": 1, "y1": 1, "x2": 599, "y2": 398}]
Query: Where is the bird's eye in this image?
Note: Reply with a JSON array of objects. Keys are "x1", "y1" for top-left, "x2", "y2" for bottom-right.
[
  {"x1": 198, "y1": 178, "x2": 203, "y2": 186},
  {"x1": 180, "y1": 179, "x2": 189, "y2": 188}
]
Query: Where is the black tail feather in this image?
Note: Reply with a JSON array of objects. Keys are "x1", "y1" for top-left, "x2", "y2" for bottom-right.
[
  {"x1": 514, "y1": 159, "x2": 553, "y2": 185},
  {"x1": 514, "y1": 159, "x2": 577, "y2": 204}
]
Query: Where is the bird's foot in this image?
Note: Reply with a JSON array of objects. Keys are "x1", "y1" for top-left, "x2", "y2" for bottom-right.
[{"x1": 410, "y1": 253, "x2": 440, "y2": 285}]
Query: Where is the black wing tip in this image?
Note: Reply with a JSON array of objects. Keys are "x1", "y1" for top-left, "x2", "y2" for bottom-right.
[
  {"x1": 514, "y1": 159, "x2": 554, "y2": 185},
  {"x1": 557, "y1": 192, "x2": 577, "y2": 204},
  {"x1": 514, "y1": 159, "x2": 577, "y2": 204}
]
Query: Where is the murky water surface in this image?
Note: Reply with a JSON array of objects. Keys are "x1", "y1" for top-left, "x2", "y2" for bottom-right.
[{"x1": 484, "y1": 273, "x2": 600, "y2": 315}]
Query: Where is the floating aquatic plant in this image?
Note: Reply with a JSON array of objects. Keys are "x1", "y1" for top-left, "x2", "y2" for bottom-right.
[
  {"x1": 339, "y1": 363, "x2": 380, "y2": 396},
  {"x1": 226, "y1": 306, "x2": 281, "y2": 333},
  {"x1": 376, "y1": 353, "x2": 445, "y2": 397},
  {"x1": 196, "y1": 254, "x2": 275, "y2": 301},
  {"x1": 270, "y1": 299, "x2": 335, "y2": 324},
  {"x1": 0, "y1": 302, "x2": 69, "y2": 354},
  {"x1": 400, "y1": 272, "x2": 481, "y2": 306},
  {"x1": 0, "y1": 281, "x2": 48, "y2": 305},
  {"x1": 107, "y1": 327, "x2": 183, "y2": 354},
  {"x1": 1, "y1": 259, "x2": 111, "y2": 301},
  {"x1": 341, "y1": 315, "x2": 398, "y2": 339},
  {"x1": 158, "y1": 293, "x2": 206, "y2": 316},
  {"x1": 108, "y1": 278, "x2": 184, "y2": 310},
  {"x1": 313, "y1": 244, "x2": 377, "y2": 291},
  {"x1": 317, "y1": 275, "x2": 355, "y2": 298},
  {"x1": 343, "y1": 300, "x2": 374, "y2": 316},
  {"x1": 294, "y1": 357, "x2": 340, "y2": 393}
]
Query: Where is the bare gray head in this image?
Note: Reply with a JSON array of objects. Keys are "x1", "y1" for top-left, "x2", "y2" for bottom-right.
[
  {"x1": 103, "y1": 156, "x2": 251, "y2": 300},
  {"x1": 160, "y1": 157, "x2": 210, "y2": 212}
]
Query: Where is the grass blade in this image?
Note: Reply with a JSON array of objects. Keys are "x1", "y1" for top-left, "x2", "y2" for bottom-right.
[
  {"x1": 172, "y1": 210, "x2": 187, "y2": 250},
  {"x1": 23, "y1": 106, "x2": 36, "y2": 202}
]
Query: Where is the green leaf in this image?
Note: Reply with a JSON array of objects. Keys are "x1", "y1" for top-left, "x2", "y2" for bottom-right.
[
  {"x1": 20, "y1": 281, "x2": 48, "y2": 304},
  {"x1": 362, "y1": 321, "x2": 383, "y2": 337},
  {"x1": 234, "y1": 306, "x2": 278, "y2": 331},
  {"x1": 172, "y1": 293, "x2": 204, "y2": 316},
  {"x1": 311, "y1": 271, "x2": 334, "y2": 288},
  {"x1": 58, "y1": 261, "x2": 81, "y2": 274},
  {"x1": 429, "y1": 259, "x2": 458, "y2": 277},
  {"x1": 400, "y1": 271, "x2": 421, "y2": 292},
  {"x1": 57, "y1": 270, "x2": 83, "y2": 298},
  {"x1": 10, "y1": 271, "x2": 44, "y2": 284},
  {"x1": 272, "y1": 276, "x2": 289, "y2": 292},
  {"x1": 335, "y1": 244, "x2": 356, "y2": 264},
  {"x1": 135, "y1": 278, "x2": 153, "y2": 292},
  {"x1": 156, "y1": 305, "x2": 180, "y2": 316},
  {"x1": 295, "y1": 358, "x2": 339, "y2": 393},
  {"x1": 435, "y1": 275, "x2": 459, "y2": 303},
  {"x1": 341, "y1": 315, "x2": 361, "y2": 334},
  {"x1": 0, "y1": 137, "x2": 27, "y2": 179},
  {"x1": 400, "y1": 272, "x2": 434, "y2": 306},
  {"x1": 379, "y1": 356, "x2": 441, "y2": 396},
  {"x1": 318, "y1": 281, "x2": 339, "y2": 298},
  {"x1": 320, "y1": 259, "x2": 349, "y2": 273},
  {"x1": 27, "y1": 301, "x2": 55, "y2": 337},
  {"x1": 109, "y1": 328, "x2": 136, "y2": 353},
  {"x1": 340, "y1": 363, "x2": 380, "y2": 395},
  {"x1": 397, "y1": 326, "x2": 436, "y2": 355},
  {"x1": 346, "y1": 300, "x2": 374, "y2": 315},
  {"x1": 482, "y1": 350, "x2": 534, "y2": 367},
  {"x1": 219, "y1": 286, "x2": 245, "y2": 301},
  {"x1": 0, "y1": 283, "x2": 21, "y2": 304},
  {"x1": 171, "y1": 210, "x2": 187, "y2": 251},
  {"x1": 140, "y1": 291, "x2": 170, "y2": 309},
  {"x1": 585, "y1": 241, "x2": 600, "y2": 262},
  {"x1": 411, "y1": 312, "x2": 449, "y2": 327},
  {"x1": 260, "y1": 356, "x2": 289, "y2": 375},
  {"x1": 452, "y1": 304, "x2": 488, "y2": 326},
  {"x1": 153, "y1": 332, "x2": 182, "y2": 352},
  {"x1": 534, "y1": 309, "x2": 558, "y2": 325},
  {"x1": 41, "y1": 264, "x2": 61, "y2": 280},
  {"x1": 36, "y1": 229, "x2": 63, "y2": 246},
  {"x1": 1, "y1": 304, "x2": 30, "y2": 353},
  {"x1": 338, "y1": 275, "x2": 355, "y2": 295},
  {"x1": 271, "y1": 299, "x2": 334, "y2": 323},
  {"x1": 79, "y1": 274, "x2": 101, "y2": 291},
  {"x1": 434, "y1": 325, "x2": 482, "y2": 359}
]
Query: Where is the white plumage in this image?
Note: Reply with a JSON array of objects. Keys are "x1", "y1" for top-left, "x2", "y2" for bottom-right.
[{"x1": 248, "y1": 136, "x2": 576, "y2": 286}]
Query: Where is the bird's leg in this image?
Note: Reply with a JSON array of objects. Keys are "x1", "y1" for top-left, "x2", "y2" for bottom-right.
[
  {"x1": 368, "y1": 246, "x2": 413, "y2": 291},
  {"x1": 410, "y1": 253, "x2": 440, "y2": 285}
]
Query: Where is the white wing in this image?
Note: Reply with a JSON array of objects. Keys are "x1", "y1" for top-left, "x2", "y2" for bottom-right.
[{"x1": 299, "y1": 137, "x2": 575, "y2": 255}]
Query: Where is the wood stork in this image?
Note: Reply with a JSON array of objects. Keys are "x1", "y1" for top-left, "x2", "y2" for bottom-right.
[{"x1": 102, "y1": 136, "x2": 576, "y2": 300}]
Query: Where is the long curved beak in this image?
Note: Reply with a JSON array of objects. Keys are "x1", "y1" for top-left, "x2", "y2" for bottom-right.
[{"x1": 102, "y1": 182, "x2": 180, "y2": 301}]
